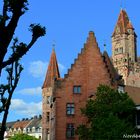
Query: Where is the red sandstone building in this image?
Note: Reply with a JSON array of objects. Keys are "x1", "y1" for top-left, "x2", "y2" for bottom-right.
[{"x1": 42, "y1": 9, "x2": 140, "y2": 140}]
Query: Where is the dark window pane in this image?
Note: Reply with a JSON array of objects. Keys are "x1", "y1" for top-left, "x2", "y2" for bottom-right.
[
  {"x1": 73, "y1": 86, "x2": 81, "y2": 94},
  {"x1": 66, "y1": 103, "x2": 75, "y2": 115},
  {"x1": 66, "y1": 124, "x2": 74, "y2": 138},
  {"x1": 77, "y1": 87, "x2": 81, "y2": 93},
  {"x1": 73, "y1": 87, "x2": 77, "y2": 93},
  {"x1": 47, "y1": 112, "x2": 50, "y2": 122},
  {"x1": 137, "y1": 110, "x2": 140, "y2": 125}
]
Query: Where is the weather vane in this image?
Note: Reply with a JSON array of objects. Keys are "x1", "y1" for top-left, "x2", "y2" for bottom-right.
[
  {"x1": 104, "y1": 43, "x2": 106, "y2": 51},
  {"x1": 103, "y1": 40, "x2": 107, "y2": 51}
]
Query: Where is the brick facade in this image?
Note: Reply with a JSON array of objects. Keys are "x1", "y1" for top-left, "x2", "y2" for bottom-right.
[
  {"x1": 42, "y1": 49, "x2": 60, "y2": 140},
  {"x1": 42, "y1": 9, "x2": 140, "y2": 140},
  {"x1": 43, "y1": 31, "x2": 119, "y2": 140}
]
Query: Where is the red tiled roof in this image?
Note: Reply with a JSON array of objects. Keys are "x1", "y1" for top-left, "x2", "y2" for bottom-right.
[
  {"x1": 127, "y1": 21, "x2": 134, "y2": 29},
  {"x1": 112, "y1": 9, "x2": 134, "y2": 36},
  {"x1": 13, "y1": 120, "x2": 30, "y2": 129},
  {"x1": 42, "y1": 49, "x2": 60, "y2": 88}
]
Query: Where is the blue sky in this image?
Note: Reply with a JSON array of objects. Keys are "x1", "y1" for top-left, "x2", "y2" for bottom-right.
[{"x1": 0, "y1": 0, "x2": 140, "y2": 122}]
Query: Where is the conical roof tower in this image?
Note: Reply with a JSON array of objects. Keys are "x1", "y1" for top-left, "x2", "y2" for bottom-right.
[{"x1": 42, "y1": 48, "x2": 60, "y2": 88}]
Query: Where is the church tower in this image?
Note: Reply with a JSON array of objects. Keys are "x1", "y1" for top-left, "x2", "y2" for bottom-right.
[
  {"x1": 112, "y1": 9, "x2": 137, "y2": 84},
  {"x1": 42, "y1": 48, "x2": 60, "y2": 140}
]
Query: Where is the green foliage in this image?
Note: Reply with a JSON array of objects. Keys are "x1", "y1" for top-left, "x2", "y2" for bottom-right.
[
  {"x1": 9, "y1": 134, "x2": 39, "y2": 140},
  {"x1": 77, "y1": 85, "x2": 136, "y2": 140},
  {"x1": 29, "y1": 24, "x2": 46, "y2": 39}
]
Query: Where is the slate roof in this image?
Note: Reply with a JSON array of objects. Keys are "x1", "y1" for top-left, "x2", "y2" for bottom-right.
[
  {"x1": 125, "y1": 86, "x2": 140, "y2": 105},
  {"x1": 26, "y1": 118, "x2": 41, "y2": 128}
]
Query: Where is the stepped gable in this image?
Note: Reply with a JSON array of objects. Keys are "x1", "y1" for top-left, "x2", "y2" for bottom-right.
[
  {"x1": 42, "y1": 48, "x2": 60, "y2": 88},
  {"x1": 112, "y1": 9, "x2": 134, "y2": 36},
  {"x1": 65, "y1": 31, "x2": 102, "y2": 78},
  {"x1": 59, "y1": 31, "x2": 119, "y2": 86},
  {"x1": 54, "y1": 31, "x2": 120, "y2": 140}
]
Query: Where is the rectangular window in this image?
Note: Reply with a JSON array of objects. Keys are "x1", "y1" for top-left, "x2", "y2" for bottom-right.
[
  {"x1": 66, "y1": 124, "x2": 74, "y2": 138},
  {"x1": 120, "y1": 47, "x2": 123, "y2": 53},
  {"x1": 73, "y1": 86, "x2": 81, "y2": 94},
  {"x1": 47, "y1": 96, "x2": 50, "y2": 104},
  {"x1": 66, "y1": 103, "x2": 75, "y2": 115},
  {"x1": 115, "y1": 48, "x2": 118, "y2": 55},
  {"x1": 47, "y1": 112, "x2": 50, "y2": 122}
]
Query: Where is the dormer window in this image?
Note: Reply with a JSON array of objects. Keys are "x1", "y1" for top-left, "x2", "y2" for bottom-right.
[{"x1": 127, "y1": 29, "x2": 133, "y2": 34}]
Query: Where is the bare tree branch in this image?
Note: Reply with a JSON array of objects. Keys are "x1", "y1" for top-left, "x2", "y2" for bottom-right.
[
  {"x1": 2, "y1": 24, "x2": 46, "y2": 68},
  {"x1": 0, "y1": 60, "x2": 23, "y2": 140}
]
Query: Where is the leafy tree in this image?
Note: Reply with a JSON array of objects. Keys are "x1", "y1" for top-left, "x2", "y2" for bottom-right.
[
  {"x1": 0, "y1": 0, "x2": 46, "y2": 139},
  {"x1": 77, "y1": 85, "x2": 136, "y2": 140},
  {"x1": 9, "y1": 134, "x2": 39, "y2": 140}
]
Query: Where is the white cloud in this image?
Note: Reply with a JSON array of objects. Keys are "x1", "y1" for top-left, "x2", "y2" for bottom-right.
[
  {"x1": 17, "y1": 87, "x2": 42, "y2": 95},
  {"x1": 58, "y1": 63, "x2": 66, "y2": 71},
  {"x1": 11, "y1": 99, "x2": 42, "y2": 117},
  {"x1": 28, "y1": 61, "x2": 48, "y2": 78},
  {"x1": 28, "y1": 60, "x2": 66, "y2": 78}
]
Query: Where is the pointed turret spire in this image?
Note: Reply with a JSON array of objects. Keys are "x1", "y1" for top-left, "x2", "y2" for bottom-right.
[
  {"x1": 42, "y1": 48, "x2": 60, "y2": 88},
  {"x1": 112, "y1": 9, "x2": 134, "y2": 36}
]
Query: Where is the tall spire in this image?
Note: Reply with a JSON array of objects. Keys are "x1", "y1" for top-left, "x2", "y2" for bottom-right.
[
  {"x1": 42, "y1": 49, "x2": 60, "y2": 88},
  {"x1": 112, "y1": 9, "x2": 134, "y2": 36}
]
